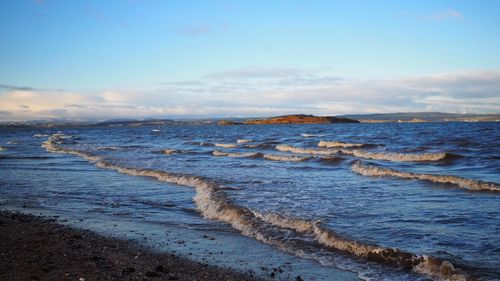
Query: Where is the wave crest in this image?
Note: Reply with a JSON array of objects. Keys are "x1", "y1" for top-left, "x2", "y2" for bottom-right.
[
  {"x1": 214, "y1": 143, "x2": 237, "y2": 148},
  {"x1": 340, "y1": 149, "x2": 448, "y2": 162},
  {"x1": 163, "y1": 149, "x2": 181, "y2": 155},
  {"x1": 252, "y1": 210, "x2": 471, "y2": 281},
  {"x1": 42, "y1": 133, "x2": 473, "y2": 281},
  {"x1": 212, "y1": 150, "x2": 260, "y2": 158},
  {"x1": 301, "y1": 133, "x2": 326, "y2": 137},
  {"x1": 263, "y1": 153, "x2": 312, "y2": 162},
  {"x1": 318, "y1": 140, "x2": 364, "y2": 148},
  {"x1": 275, "y1": 144, "x2": 335, "y2": 155},
  {"x1": 352, "y1": 162, "x2": 500, "y2": 192}
]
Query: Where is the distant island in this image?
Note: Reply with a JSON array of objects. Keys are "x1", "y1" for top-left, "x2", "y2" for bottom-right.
[
  {"x1": 1, "y1": 112, "x2": 498, "y2": 128},
  {"x1": 218, "y1": 114, "x2": 359, "y2": 125}
]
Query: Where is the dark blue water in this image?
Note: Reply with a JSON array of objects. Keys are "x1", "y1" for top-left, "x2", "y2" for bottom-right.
[{"x1": 1, "y1": 122, "x2": 499, "y2": 281}]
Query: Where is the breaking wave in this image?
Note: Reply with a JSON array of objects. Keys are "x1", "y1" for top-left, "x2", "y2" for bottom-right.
[
  {"x1": 339, "y1": 149, "x2": 449, "y2": 162},
  {"x1": 163, "y1": 148, "x2": 182, "y2": 155},
  {"x1": 42, "y1": 133, "x2": 474, "y2": 281},
  {"x1": 212, "y1": 150, "x2": 261, "y2": 158},
  {"x1": 301, "y1": 133, "x2": 326, "y2": 137},
  {"x1": 263, "y1": 153, "x2": 312, "y2": 162},
  {"x1": 275, "y1": 144, "x2": 449, "y2": 162},
  {"x1": 252, "y1": 211, "x2": 471, "y2": 281},
  {"x1": 214, "y1": 143, "x2": 238, "y2": 148},
  {"x1": 237, "y1": 139, "x2": 252, "y2": 144},
  {"x1": 352, "y1": 162, "x2": 500, "y2": 192},
  {"x1": 275, "y1": 144, "x2": 336, "y2": 155},
  {"x1": 318, "y1": 140, "x2": 365, "y2": 148},
  {"x1": 33, "y1": 134, "x2": 49, "y2": 138}
]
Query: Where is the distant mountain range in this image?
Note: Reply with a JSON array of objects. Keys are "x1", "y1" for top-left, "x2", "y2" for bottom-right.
[
  {"x1": 0, "y1": 112, "x2": 498, "y2": 128},
  {"x1": 338, "y1": 112, "x2": 500, "y2": 123}
]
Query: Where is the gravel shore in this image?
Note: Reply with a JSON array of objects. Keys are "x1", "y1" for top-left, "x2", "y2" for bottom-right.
[{"x1": 0, "y1": 210, "x2": 264, "y2": 281}]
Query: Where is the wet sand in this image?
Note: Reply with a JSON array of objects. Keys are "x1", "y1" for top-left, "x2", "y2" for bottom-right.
[{"x1": 0, "y1": 210, "x2": 265, "y2": 281}]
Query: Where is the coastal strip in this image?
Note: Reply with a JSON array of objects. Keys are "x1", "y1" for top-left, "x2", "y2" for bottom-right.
[{"x1": 0, "y1": 210, "x2": 263, "y2": 281}]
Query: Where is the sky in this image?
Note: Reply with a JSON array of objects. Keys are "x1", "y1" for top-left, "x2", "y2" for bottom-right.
[{"x1": 0, "y1": 0, "x2": 499, "y2": 121}]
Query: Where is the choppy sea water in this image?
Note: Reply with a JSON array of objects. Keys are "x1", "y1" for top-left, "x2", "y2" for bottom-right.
[{"x1": 1, "y1": 122, "x2": 499, "y2": 281}]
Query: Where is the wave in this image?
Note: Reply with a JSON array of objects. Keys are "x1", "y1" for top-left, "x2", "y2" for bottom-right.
[
  {"x1": 33, "y1": 134, "x2": 49, "y2": 138},
  {"x1": 42, "y1": 133, "x2": 473, "y2": 281},
  {"x1": 318, "y1": 156, "x2": 345, "y2": 164},
  {"x1": 237, "y1": 139, "x2": 252, "y2": 144},
  {"x1": 244, "y1": 143, "x2": 274, "y2": 149},
  {"x1": 0, "y1": 146, "x2": 5, "y2": 151},
  {"x1": 301, "y1": 133, "x2": 326, "y2": 137},
  {"x1": 212, "y1": 150, "x2": 261, "y2": 158},
  {"x1": 7, "y1": 140, "x2": 18, "y2": 145},
  {"x1": 163, "y1": 148, "x2": 181, "y2": 155},
  {"x1": 275, "y1": 144, "x2": 336, "y2": 155},
  {"x1": 277, "y1": 144, "x2": 448, "y2": 162},
  {"x1": 263, "y1": 153, "x2": 312, "y2": 162},
  {"x1": 340, "y1": 149, "x2": 449, "y2": 162},
  {"x1": 252, "y1": 211, "x2": 470, "y2": 281},
  {"x1": 0, "y1": 155, "x2": 53, "y2": 160},
  {"x1": 214, "y1": 143, "x2": 237, "y2": 148},
  {"x1": 352, "y1": 162, "x2": 500, "y2": 192},
  {"x1": 96, "y1": 146, "x2": 121, "y2": 151},
  {"x1": 318, "y1": 140, "x2": 365, "y2": 148}
]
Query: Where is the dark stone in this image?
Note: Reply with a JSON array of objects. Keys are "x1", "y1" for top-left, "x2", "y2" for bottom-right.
[
  {"x1": 145, "y1": 271, "x2": 161, "y2": 277},
  {"x1": 122, "y1": 267, "x2": 136, "y2": 274}
]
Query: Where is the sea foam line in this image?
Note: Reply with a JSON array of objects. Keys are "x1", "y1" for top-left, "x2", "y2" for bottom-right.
[
  {"x1": 42, "y1": 133, "x2": 472, "y2": 281},
  {"x1": 214, "y1": 143, "x2": 237, "y2": 148},
  {"x1": 252, "y1": 211, "x2": 471, "y2": 281},
  {"x1": 275, "y1": 144, "x2": 336, "y2": 155},
  {"x1": 276, "y1": 144, "x2": 448, "y2": 162},
  {"x1": 318, "y1": 140, "x2": 365, "y2": 148},
  {"x1": 340, "y1": 149, "x2": 448, "y2": 162},
  {"x1": 352, "y1": 162, "x2": 500, "y2": 192},
  {"x1": 212, "y1": 150, "x2": 261, "y2": 158}
]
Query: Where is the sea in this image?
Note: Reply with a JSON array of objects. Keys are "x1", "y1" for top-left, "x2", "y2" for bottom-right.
[{"x1": 0, "y1": 122, "x2": 499, "y2": 281}]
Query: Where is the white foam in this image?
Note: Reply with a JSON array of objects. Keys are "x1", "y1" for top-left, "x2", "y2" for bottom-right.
[
  {"x1": 352, "y1": 162, "x2": 500, "y2": 192},
  {"x1": 340, "y1": 149, "x2": 447, "y2": 162},
  {"x1": 237, "y1": 139, "x2": 252, "y2": 144},
  {"x1": 318, "y1": 140, "x2": 364, "y2": 148},
  {"x1": 252, "y1": 210, "x2": 471, "y2": 280},
  {"x1": 263, "y1": 153, "x2": 312, "y2": 162},
  {"x1": 33, "y1": 134, "x2": 49, "y2": 138},
  {"x1": 275, "y1": 144, "x2": 336, "y2": 155},
  {"x1": 212, "y1": 150, "x2": 260, "y2": 158},
  {"x1": 42, "y1": 134, "x2": 472, "y2": 281},
  {"x1": 214, "y1": 143, "x2": 237, "y2": 148},
  {"x1": 163, "y1": 149, "x2": 181, "y2": 155},
  {"x1": 301, "y1": 133, "x2": 326, "y2": 137}
]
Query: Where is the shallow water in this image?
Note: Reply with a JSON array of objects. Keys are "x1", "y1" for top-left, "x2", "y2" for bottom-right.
[{"x1": 1, "y1": 122, "x2": 499, "y2": 280}]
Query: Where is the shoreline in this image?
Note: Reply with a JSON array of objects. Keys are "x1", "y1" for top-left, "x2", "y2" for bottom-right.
[{"x1": 0, "y1": 210, "x2": 265, "y2": 281}]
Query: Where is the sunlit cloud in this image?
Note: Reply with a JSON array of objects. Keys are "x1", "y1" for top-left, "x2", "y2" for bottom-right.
[{"x1": 0, "y1": 69, "x2": 498, "y2": 121}]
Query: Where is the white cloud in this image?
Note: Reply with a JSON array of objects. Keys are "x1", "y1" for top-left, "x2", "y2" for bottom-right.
[
  {"x1": 432, "y1": 8, "x2": 463, "y2": 21},
  {"x1": 0, "y1": 69, "x2": 499, "y2": 121}
]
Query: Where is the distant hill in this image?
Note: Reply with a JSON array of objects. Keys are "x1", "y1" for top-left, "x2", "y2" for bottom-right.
[
  {"x1": 1, "y1": 112, "x2": 498, "y2": 128},
  {"x1": 338, "y1": 112, "x2": 500, "y2": 123},
  {"x1": 218, "y1": 114, "x2": 359, "y2": 125}
]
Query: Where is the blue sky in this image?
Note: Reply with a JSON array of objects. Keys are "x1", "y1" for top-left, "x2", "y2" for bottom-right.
[{"x1": 0, "y1": 0, "x2": 499, "y2": 120}]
